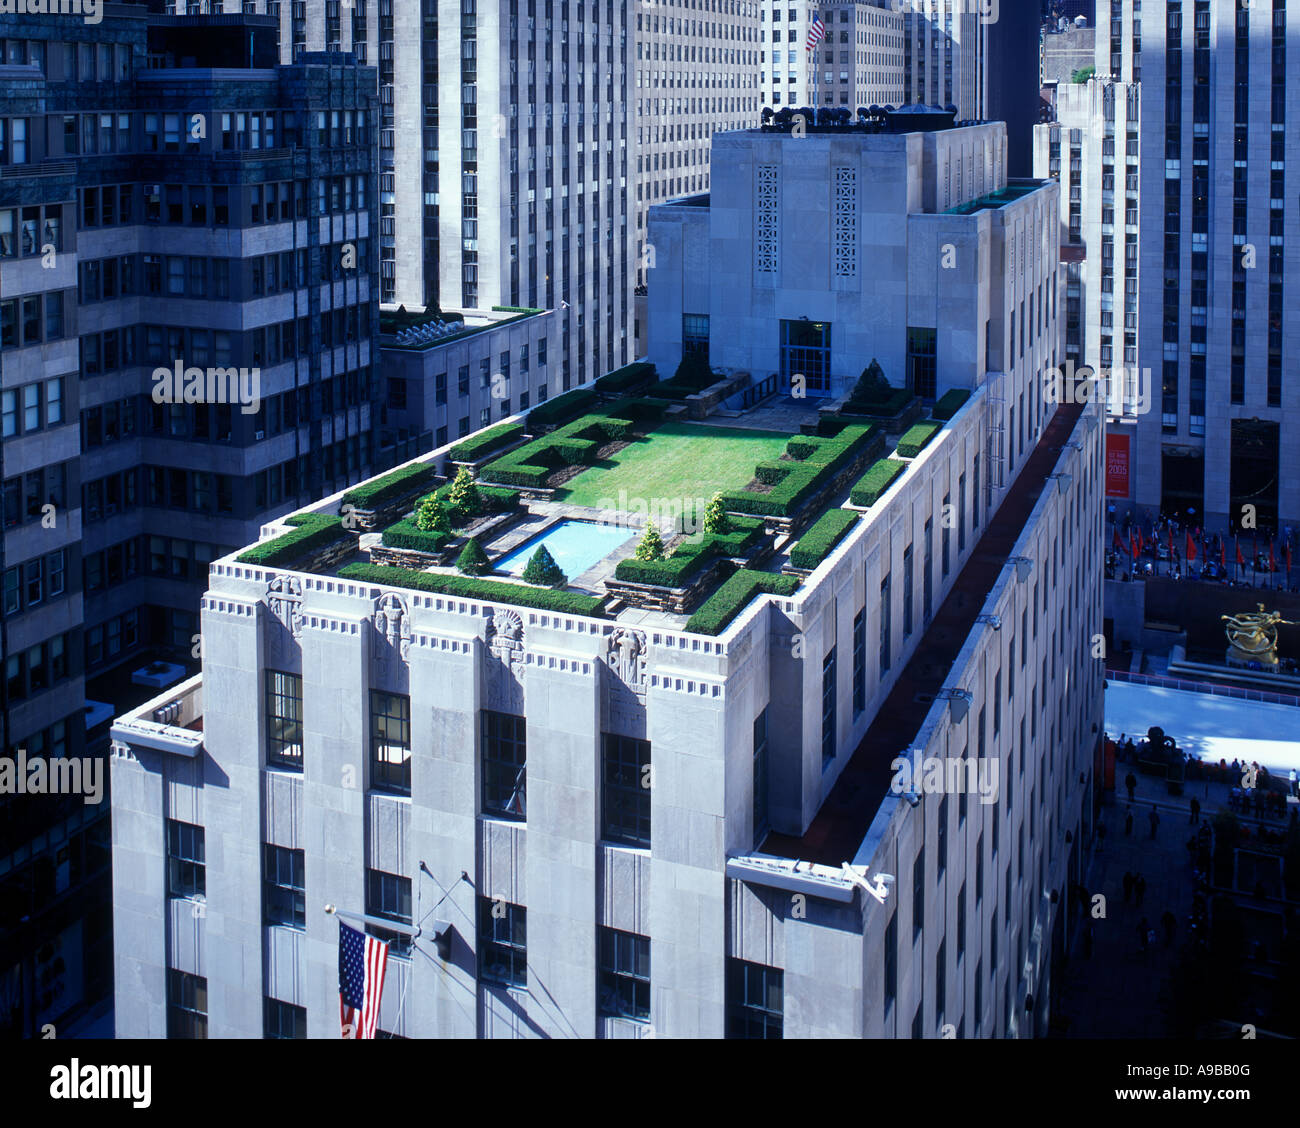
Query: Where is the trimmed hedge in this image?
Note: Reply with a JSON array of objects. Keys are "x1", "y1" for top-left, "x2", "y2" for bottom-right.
[
  {"x1": 448, "y1": 422, "x2": 525, "y2": 462},
  {"x1": 789, "y1": 509, "x2": 859, "y2": 570},
  {"x1": 685, "y1": 569, "x2": 801, "y2": 636},
  {"x1": 381, "y1": 519, "x2": 452, "y2": 554},
  {"x1": 608, "y1": 396, "x2": 671, "y2": 422},
  {"x1": 595, "y1": 361, "x2": 656, "y2": 396},
  {"x1": 338, "y1": 562, "x2": 607, "y2": 616},
  {"x1": 526, "y1": 387, "x2": 599, "y2": 428},
  {"x1": 843, "y1": 387, "x2": 914, "y2": 417},
  {"x1": 612, "y1": 516, "x2": 765, "y2": 587},
  {"x1": 431, "y1": 482, "x2": 519, "y2": 513},
  {"x1": 932, "y1": 388, "x2": 972, "y2": 422},
  {"x1": 482, "y1": 411, "x2": 645, "y2": 488},
  {"x1": 896, "y1": 420, "x2": 943, "y2": 459},
  {"x1": 849, "y1": 458, "x2": 908, "y2": 507},
  {"x1": 720, "y1": 423, "x2": 876, "y2": 518},
  {"x1": 238, "y1": 514, "x2": 350, "y2": 566},
  {"x1": 341, "y1": 463, "x2": 437, "y2": 510}
]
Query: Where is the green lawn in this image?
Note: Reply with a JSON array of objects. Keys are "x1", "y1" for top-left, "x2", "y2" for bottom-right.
[{"x1": 555, "y1": 422, "x2": 790, "y2": 522}]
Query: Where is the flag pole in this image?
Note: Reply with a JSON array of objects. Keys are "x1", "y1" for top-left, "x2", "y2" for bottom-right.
[{"x1": 325, "y1": 903, "x2": 418, "y2": 936}]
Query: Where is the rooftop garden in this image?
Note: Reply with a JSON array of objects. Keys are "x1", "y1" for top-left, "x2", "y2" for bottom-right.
[{"x1": 242, "y1": 375, "x2": 973, "y2": 638}]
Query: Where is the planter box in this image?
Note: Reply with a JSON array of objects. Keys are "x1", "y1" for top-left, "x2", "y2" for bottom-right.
[
  {"x1": 604, "y1": 557, "x2": 734, "y2": 614},
  {"x1": 841, "y1": 398, "x2": 925, "y2": 435},
  {"x1": 370, "y1": 544, "x2": 454, "y2": 569},
  {"x1": 451, "y1": 433, "x2": 533, "y2": 476},
  {"x1": 348, "y1": 480, "x2": 446, "y2": 532}
]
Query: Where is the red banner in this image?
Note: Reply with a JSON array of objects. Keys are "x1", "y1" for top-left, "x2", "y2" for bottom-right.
[{"x1": 1105, "y1": 433, "x2": 1131, "y2": 499}]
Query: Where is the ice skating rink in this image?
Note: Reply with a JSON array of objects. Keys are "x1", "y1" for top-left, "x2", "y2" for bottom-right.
[{"x1": 1104, "y1": 679, "x2": 1300, "y2": 775}]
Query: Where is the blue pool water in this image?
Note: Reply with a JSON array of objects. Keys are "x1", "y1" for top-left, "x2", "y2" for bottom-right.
[{"x1": 495, "y1": 520, "x2": 634, "y2": 580}]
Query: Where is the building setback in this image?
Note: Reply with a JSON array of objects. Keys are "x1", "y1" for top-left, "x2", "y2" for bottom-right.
[
  {"x1": 110, "y1": 117, "x2": 1104, "y2": 1039},
  {"x1": 0, "y1": 7, "x2": 380, "y2": 1037}
]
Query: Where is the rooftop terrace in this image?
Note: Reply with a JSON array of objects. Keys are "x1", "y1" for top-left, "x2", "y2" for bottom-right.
[
  {"x1": 229, "y1": 369, "x2": 975, "y2": 639},
  {"x1": 945, "y1": 180, "x2": 1047, "y2": 215}
]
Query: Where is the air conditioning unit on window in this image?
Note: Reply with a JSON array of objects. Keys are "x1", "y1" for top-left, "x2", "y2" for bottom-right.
[
  {"x1": 255, "y1": 430, "x2": 265, "y2": 440},
  {"x1": 145, "y1": 184, "x2": 160, "y2": 198}
]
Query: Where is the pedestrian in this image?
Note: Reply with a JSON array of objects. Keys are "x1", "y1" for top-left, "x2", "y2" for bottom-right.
[
  {"x1": 1190, "y1": 796, "x2": 1200, "y2": 824},
  {"x1": 1162, "y1": 910, "x2": 1177, "y2": 947},
  {"x1": 1291, "y1": 769, "x2": 1298, "y2": 799},
  {"x1": 1125, "y1": 810, "x2": 1134, "y2": 836},
  {"x1": 1126, "y1": 771, "x2": 1137, "y2": 803},
  {"x1": 1138, "y1": 916, "x2": 1150, "y2": 952},
  {"x1": 1122, "y1": 871, "x2": 1134, "y2": 903},
  {"x1": 1135, "y1": 874, "x2": 1146, "y2": 906},
  {"x1": 1149, "y1": 804, "x2": 1160, "y2": 839}
]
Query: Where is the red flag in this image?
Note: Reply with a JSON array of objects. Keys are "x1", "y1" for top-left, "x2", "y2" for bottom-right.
[
  {"x1": 1113, "y1": 528, "x2": 1123, "y2": 552},
  {"x1": 1185, "y1": 531, "x2": 1196, "y2": 563},
  {"x1": 1130, "y1": 532, "x2": 1139, "y2": 560},
  {"x1": 1270, "y1": 540, "x2": 1276, "y2": 574},
  {"x1": 1236, "y1": 539, "x2": 1245, "y2": 567},
  {"x1": 1137, "y1": 529, "x2": 1145, "y2": 555},
  {"x1": 1220, "y1": 541, "x2": 1227, "y2": 570}
]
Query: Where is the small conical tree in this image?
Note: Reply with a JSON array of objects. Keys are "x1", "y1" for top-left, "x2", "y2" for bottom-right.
[
  {"x1": 521, "y1": 544, "x2": 567, "y2": 587},
  {"x1": 852, "y1": 358, "x2": 890, "y2": 403},
  {"x1": 703, "y1": 492, "x2": 730, "y2": 535},
  {"x1": 635, "y1": 521, "x2": 665, "y2": 562},
  {"x1": 415, "y1": 496, "x2": 449, "y2": 534},
  {"x1": 456, "y1": 536, "x2": 490, "y2": 575},
  {"x1": 448, "y1": 466, "x2": 482, "y2": 523}
]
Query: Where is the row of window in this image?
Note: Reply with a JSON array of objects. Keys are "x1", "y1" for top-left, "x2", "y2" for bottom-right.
[
  {"x1": 2, "y1": 463, "x2": 68, "y2": 530},
  {"x1": 2, "y1": 550, "x2": 68, "y2": 618},
  {"x1": 0, "y1": 293, "x2": 66, "y2": 350},
  {"x1": 4, "y1": 632, "x2": 72, "y2": 703}
]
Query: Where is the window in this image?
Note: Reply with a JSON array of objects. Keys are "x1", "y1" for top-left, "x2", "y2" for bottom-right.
[
  {"x1": 884, "y1": 908, "x2": 898, "y2": 1013},
  {"x1": 780, "y1": 319, "x2": 832, "y2": 395},
  {"x1": 682, "y1": 313, "x2": 710, "y2": 359},
  {"x1": 266, "y1": 670, "x2": 303, "y2": 769},
  {"x1": 821, "y1": 647, "x2": 837, "y2": 768},
  {"x1": 726, "y1": 958, "x2": 783, "y2": 1038},
  {"x1": 167, "y1": 970, "x2": 207, "y2": 1039},
  {"x1": 852, "y1": 610, "x2": 866, "y2": 715},
  {"x1": 903, "y1": 544, "x2": 914, "y2": 637},
  {"x1": 263, "y1": 844, "x2": 305, "y2": 929},
  {"x1": 478, "y1": 896, "x2": 527, "y2": 988},
  {"x1": 167, "y1": 819, "x2": 205, "y2": 898},
  {"x1": 912, "y1": 845, "x2": 925, "y2": 938},
  {"x1": 602, "y1": 733, "x2": 651, "y2": 847},
  {"x1": 879, "y1": 573, "x2": 892, "y2": 674},
  {"x1": 369, "y1": 690, "x2": 411, "y2": 794},
  {"x1": 598, "y1": 927, "x2": 650, "y2": 1022},
  {"x1": 907, "y1": 327, "x2": 937, "y2": 399},
  {"x1": 366, "y1": 868, "x2": 413, "y2": 957},
  {"x1": 482, "y1": 710, "x2": 527, "y2": 819},
  {"x1": 264, "y1": 997, "x2": 306, "y2": 1039}
]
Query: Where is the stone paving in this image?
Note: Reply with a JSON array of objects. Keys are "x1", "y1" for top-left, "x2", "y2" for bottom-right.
[{"x1": 1053, "y1": 758, "x2": 1298, "y2": 1037}]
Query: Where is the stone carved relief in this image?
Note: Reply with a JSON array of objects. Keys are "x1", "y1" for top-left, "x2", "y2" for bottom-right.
[
  {"x1": 266, "y1": 574, "x2": 304, "y2": 637},
  {"x1": 486, "y1": 609, "x2": 525, "y2": 670},
  {"x1": 372, "y1": 592, "x2": 412, "y2": 662},
  {"x1": 606, "y1": 628, "x2": 647, "y2": 694},
  {"x1": 484, "y1": 609, "x2": 525, "y2": 713}
]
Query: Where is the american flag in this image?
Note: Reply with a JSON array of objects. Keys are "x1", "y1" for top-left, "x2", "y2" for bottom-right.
[
  {"x1": 339, "y1": 921, "x2": 389, "y2": 1039},
  {"x1": 806, "y1": 15, "x2": 826, "y2": 51}
]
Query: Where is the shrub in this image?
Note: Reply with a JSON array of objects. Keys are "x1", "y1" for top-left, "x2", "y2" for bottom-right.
[
  {"x1": 527, "y1": 387, "x2": 598, "y2": 428},
  {"x1": 851, "y1": 359, "x2": 890, "y2": 403},
  {"x1": 341, "y1": 463, "x2": 436, "y2": 510},
  {"x1": 635, "y1": 521, "x2": 665, "y2": 561},
  {"x1": 521, "y1": 544, "x2": 567, "y2": 587},
  {"x1": 673, "y1": 352, "x2": 714, "y2": 390},
  {"x1": 381, "y1": 519, "x2": 452, "y2": 554},
  {"x1": 447, "y1": 466, "x2": 483, "y2": 522},
  {"x1": 721, "y1": 424, "x2": 877, "y2": 518},
  {"x1": 448, "y1": 422, "x2": 525, "y2": 462},
  {"x1": 594, "y1": 361, "x2": 656, "y2": 396},
  {"x1": 339, "y1": 563, "x2": 606, "y2": 616},
  {"x1": 613, "y1": 516, "x2": 764, "y2": 587},
  {"x1": 843, "y1": 387, "x2": 913, "y2": 417},
  {"x1": 609, "y1": 397, "x2": 671, "y2": 422},
  {"x1": 237, "y1": 514, "x2": 350, "y2": 566},
  {"x1": 433, "y1": 481, "x2": 519, "y2": 513},
  {"x1": 849, "y1": 458, "x2": 907, "y2": 507},
  {"x1": 896, "y1": 421, "x2": 942, "y2": 458},
  {"x1": 755, "y1": 461, "x2": 790, "y2": 486},
  {"x1": 789, "y1": 510, "x2": 859, "y2": 570},
  {"x1": 703, "y1": 492, "x2": 729, "y2": 535},
  {"x1": 456, "y1": 536, "x2": 490, "y2": 575},
  {"x1": 685, "y1": 570, "x2": 801, "y2": 636},
  {"x1": 932, "y1": 388, "x2": 972, "y2": 422},
  {"x1": 415, "y1": 496, "x2": 449, "y2": 533}
]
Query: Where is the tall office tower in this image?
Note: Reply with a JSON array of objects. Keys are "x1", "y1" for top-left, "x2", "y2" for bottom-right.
[
  {"x1": 196, "y1": 0, "x2": 632, "y2": 392},
  {"x1": 1135, "y1": 0, "x2": 1296, "y2": 531},
  {"x1": 985, "y1": 0, "x2": 1040, "y2": 176},
  {"x1": 759, "y1": 1, "x2": 904, "y2": 113},
  {"x1": 901, "y1": 0, "x2": 990, "y2": 121},
  {"x1": 111, "y1": 112, "x2": 1104, "y2": 1040},
  {"x1": 1033, "y1": 0, "x2": 1142, "y2": 497},
  {"x1": 631, "y1": 0, "x2": 763, "y2": 357},
  {"x1": 0, "y1": 8, "x2": 379, "y2": 1037}
]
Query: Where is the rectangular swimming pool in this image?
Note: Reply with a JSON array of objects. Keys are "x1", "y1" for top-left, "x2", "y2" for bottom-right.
[{"x1": 495, "y1": 520, "x2": 635, "y2": 581}]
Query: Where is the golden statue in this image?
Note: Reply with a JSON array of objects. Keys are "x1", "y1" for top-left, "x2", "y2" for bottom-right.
[{"x1": 1221, "y1": 603, "x2": 1296, "y2": 668}]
